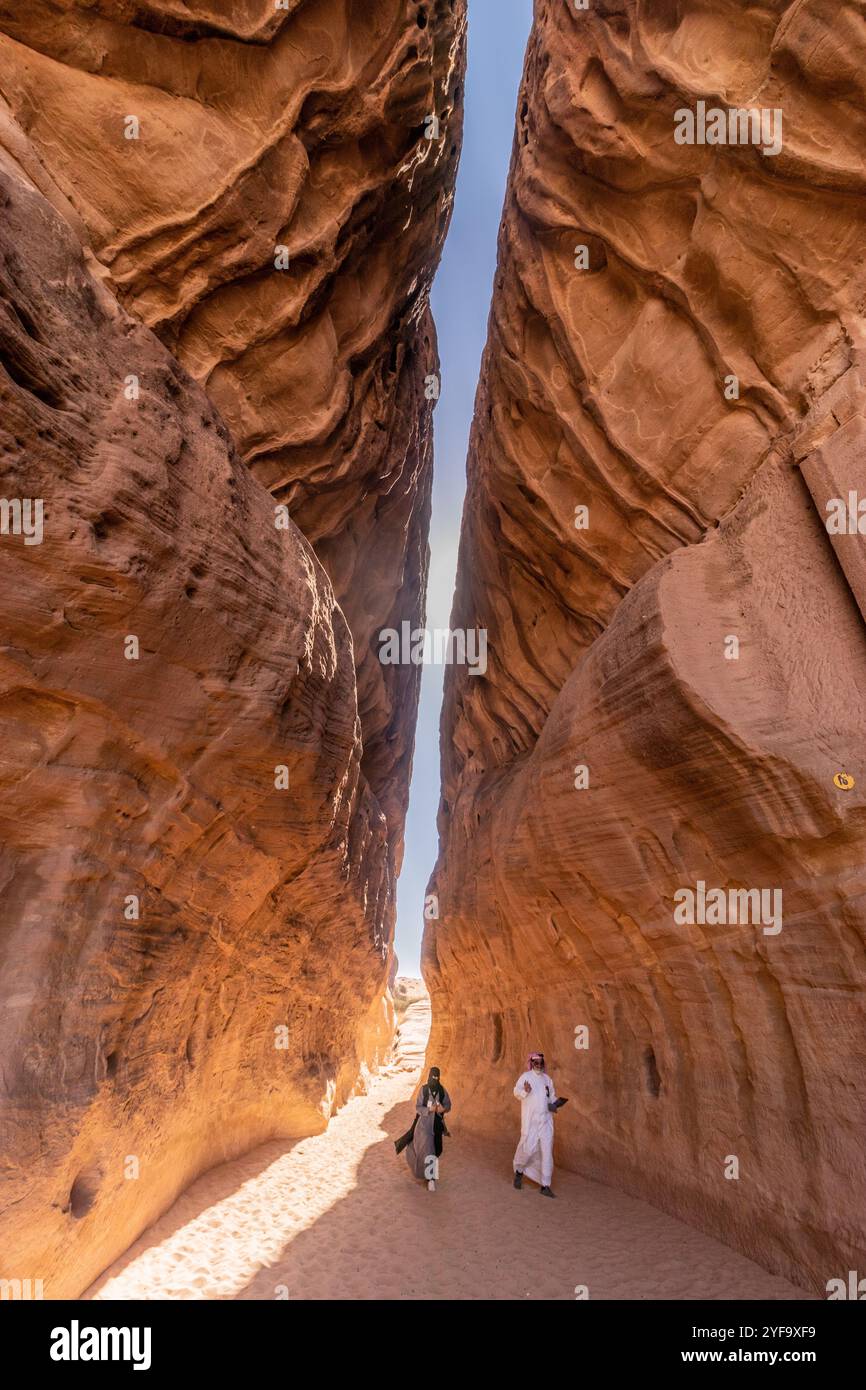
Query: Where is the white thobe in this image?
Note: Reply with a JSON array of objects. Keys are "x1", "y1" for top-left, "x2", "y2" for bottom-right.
[{"x1": 513, "y1": 1069, "x2": 557, "y2": 1187}]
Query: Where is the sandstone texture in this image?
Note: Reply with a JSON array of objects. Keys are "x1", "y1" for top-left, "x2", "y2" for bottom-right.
[
  {"x1": 0, "y1": 0, "x2": 464, "y2": 1297},
  {"x1": 0, "y1": 0, "x2": 465, "y2": 865},
  {"x1": 426, "y1": 0, "x2": 866, "y2": 1292}
]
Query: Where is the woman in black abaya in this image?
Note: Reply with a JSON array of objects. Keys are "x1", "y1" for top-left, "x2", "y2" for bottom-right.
[{"x1": 395, "y1": 1066, "x2": 452, "y2": 1191}]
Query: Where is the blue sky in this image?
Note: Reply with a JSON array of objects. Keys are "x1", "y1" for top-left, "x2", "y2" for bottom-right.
[{"x1": 394, "y1": 0, "x2": 533, "y2": 975}]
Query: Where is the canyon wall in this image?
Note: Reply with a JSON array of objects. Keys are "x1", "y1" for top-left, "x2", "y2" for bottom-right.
[
  {"x1": 426, "y1": 0, "x2": 866, "y2": 1292},
  {"x1": 0, "y1": 0, "x2": 464, "y2": 1297}
]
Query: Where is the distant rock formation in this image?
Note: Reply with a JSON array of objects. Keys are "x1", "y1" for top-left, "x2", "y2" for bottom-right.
[
  {"x1": 0, "y1": 0, "x2": 464, "y2": 1297},
  {"x1": 426, "y1": 0, "x2": 866, "y2": 1293},
  {"x1": 393, "y1": 975, "x2": 429, "y2": 1013}
]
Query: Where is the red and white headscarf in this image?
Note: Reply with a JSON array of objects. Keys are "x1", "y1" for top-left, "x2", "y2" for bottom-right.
[{"x1": 527, "y1": 1051, "x2": 545, "y2": 1069}]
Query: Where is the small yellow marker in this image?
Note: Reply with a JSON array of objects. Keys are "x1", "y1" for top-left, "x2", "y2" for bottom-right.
[{"x1": 833, "y1": 772, "x2": 855, "y2": 791}]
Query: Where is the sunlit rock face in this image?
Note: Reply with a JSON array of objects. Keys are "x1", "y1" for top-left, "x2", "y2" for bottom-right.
[
  {"x1": 426, "y1": 0, "x2": 866, "y2": 1292},
  {"x1": 0, "y1": 0, "x2": 464, "y2": 1297}
]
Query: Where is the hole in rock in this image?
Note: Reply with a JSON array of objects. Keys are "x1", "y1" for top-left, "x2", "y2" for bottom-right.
[
  {"x1": 491, "y1": 1011, "x2": 503, "y2": 1062},
  {"x1": 644, "y1": 1046, "x2": 662, "y2": 1098},
  {"x1": 91, "y1": 509, "x2": 122, "y2": 541},
  {"x1": 69, "y1": 1166, "x2": 102, "y2": 1219}
]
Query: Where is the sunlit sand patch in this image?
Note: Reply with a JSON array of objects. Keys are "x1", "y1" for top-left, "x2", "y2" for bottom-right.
[
  {"x1": 90, "y1": 995, "x2": 432, "y2": 1301},
  {"x1": 87, "y1": 991, "x2": 812, "y2": 1302}
]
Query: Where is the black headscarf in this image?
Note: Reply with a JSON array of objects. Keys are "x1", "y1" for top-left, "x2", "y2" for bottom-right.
[
  {"x1": 425, "y1": 1066, "x2": 443, "y2": 1100},
  {"x1": 394, "y1": 1066, "x2": 449, "y2": 1157}
]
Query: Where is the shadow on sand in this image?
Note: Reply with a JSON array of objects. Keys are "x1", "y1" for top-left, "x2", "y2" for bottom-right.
[
  {"x1": 86, "y1": 1030, "x2": 811, "y2": 1301},
  {"x1": 228, "y1": 1098, "x2": 810, "y2": 1302}
]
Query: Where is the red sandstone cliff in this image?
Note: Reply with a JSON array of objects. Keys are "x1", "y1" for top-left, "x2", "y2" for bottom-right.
[
  {"x1": 426, "y1": 0, "x2": 866, "y2": 1292},
  {"x1": 0, "y1": 0, "x2": 464, "y2": 1297}
]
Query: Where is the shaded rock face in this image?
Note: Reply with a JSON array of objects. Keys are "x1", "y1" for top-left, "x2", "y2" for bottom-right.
[
  {"x1": 0, "y1": 0, "x2": 465, "y2": 864},
  {"x1": 0, "y1": 0, "x2": 464, "y2": 1297},
  {"x1": 427, "y1": 0, "x2": 866, "y2": 1291}
]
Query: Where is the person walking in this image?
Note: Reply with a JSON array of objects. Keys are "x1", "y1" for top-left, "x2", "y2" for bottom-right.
[
  {"x1": 397, "y1": 1066, "x2": 451, "y2": 1191},
  {"x1": 512, "y1": 1051, "x2": 564, "y2": 1198}
]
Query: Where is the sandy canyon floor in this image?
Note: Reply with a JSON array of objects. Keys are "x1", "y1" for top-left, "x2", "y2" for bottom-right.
[{"x1": 85, "y1": 998, "x2": 812, "y2": 1301}]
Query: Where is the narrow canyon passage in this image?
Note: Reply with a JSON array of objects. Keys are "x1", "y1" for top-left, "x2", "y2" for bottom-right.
[
  {"x1": 85, "y1": 995, "x2": 810, "y2": 1303},
  {"x1": 1, "y1": 0, "x2": 863, "y2": 1314}
]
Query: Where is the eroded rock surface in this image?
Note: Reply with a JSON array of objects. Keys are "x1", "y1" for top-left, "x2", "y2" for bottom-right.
[
  {"x1": 0, "y1": 0, "x2": 464, "y2": 1298},
  {"x1": 427, "y1": 0, "x2": 866, "y2": 1292},
  {"x1": 0, "y1": 0, "x2": 465, "y2": 866}
]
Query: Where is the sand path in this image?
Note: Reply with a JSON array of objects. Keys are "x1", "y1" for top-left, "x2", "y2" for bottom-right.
[{"x1": 86, "y1": 997, "x2": 812, "y2": 1301}]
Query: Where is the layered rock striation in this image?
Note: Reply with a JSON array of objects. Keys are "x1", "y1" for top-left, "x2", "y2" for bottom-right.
[
  {"x1": 427, "y1": 0, "x2": 866, "y2": 1292},
  {"x1": 0, "y1": 0, "x2": 464, "y2": 1297},
  {"x1": 0, "y1": 0, "x2": 465, "y2": 865}
]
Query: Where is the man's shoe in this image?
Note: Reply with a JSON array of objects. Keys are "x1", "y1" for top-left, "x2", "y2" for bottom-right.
[
  {"x1": 513, "y1": 1170, "x2": 523, "y2": 1189},
  {"x1": 540, "y1": 1186, "x2": 556, "y2": 1198}
]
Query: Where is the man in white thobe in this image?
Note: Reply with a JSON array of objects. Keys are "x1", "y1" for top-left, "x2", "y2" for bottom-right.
[{"x1": 513, "y1": 1050, "x2": 558, "y2": 1197}]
